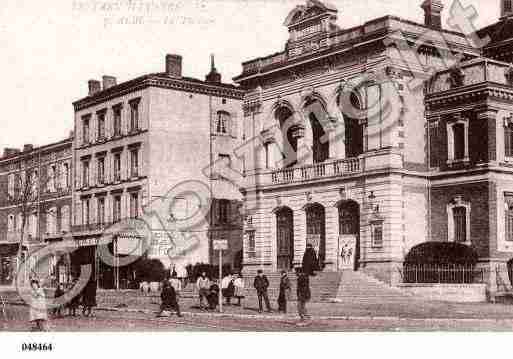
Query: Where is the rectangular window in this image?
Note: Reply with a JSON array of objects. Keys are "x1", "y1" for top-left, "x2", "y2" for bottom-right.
[
  {"x1": 130, "y1": 149, "x2": 139, "y2": 178},
  {"x1": 429, "y1": 123, "x2": 440, "y2": 168},
  {"x1": 113, "y1": 105, "x2": 122, "y2": 137},
  {"x1": 62, "y1": 162, "x2": 70, "y2": 189},
  {"x1": 506, "y1": 124, "x2": 513, "y2": 158},
  {"x1": 247, "y1": 230, "x2": 256, "y2": 258},
  {"x1": 130, "y1": 192, "x2": 139, "y2": 218},
  {"x1": 371, "y1": 221, "x2": 383, "y2": 248},
  {"x1": 7, "y1": 174, "x2": 14, "y2": 197},
  {"x1": 129, "y1": 100, "x2": 140, "y2": 132},
  {"x1": 48, "y1": 165, "x2": 56, "y2": 192},
  {"x1": 506, "y1": 0, "x2": 512, "y2": 13},
  {"x1": 453, "y1": 123, "x2": 466, "y2": 160},
  {"x1": 506, "y1": 195, "x2": 513, "y2": 242},
  {"x1": 113, "y1": 195, "x2": 122, "y2": 223},
  {"x1": 97, "y1": 197, "x2": 105, "y2": 225},
  {"x1": 114, "y1": 153, "x2": 121, "y2": 182},
  {"x1": 97, "y1": 111, "x2": 106, "y2": 140},
  {"x1": 82, "y1": 115, "x2": 90, "y2": 144},
  {"x1": 97, "y1": 157, "x2": 105, "y2": 184},
  {"x1": 82, "y1": 160, "x2": 90, "y2": 187},
  {"x1": 453, "y1": 207, "x2": 467, "y2": 243},
  {"x1": 83, "y1": 198, "x2": 90, "y2": 226}
]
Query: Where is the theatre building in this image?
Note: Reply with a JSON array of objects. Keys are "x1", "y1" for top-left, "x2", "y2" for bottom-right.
[
  {"x1": 72, "y1": 54, "x2": 244, "y2": 289},
  {"x1": 0, "y1": 137, "x2": 73, "y2": 286},
  {"x1": 235, "y1": 0, "x2": 513, "y2": 297}
]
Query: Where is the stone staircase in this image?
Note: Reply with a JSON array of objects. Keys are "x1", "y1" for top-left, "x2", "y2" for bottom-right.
[
  {"x1": 181, "y1": 270, "x2": 414, "y2": 304},
  {"x1": 333, "y1": 270, "x2": 414, "y2": 303}
]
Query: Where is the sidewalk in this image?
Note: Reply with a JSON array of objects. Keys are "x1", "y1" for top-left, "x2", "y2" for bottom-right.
[{"x1": 4, "y1": 289, "x2": 513, "y2": 321}]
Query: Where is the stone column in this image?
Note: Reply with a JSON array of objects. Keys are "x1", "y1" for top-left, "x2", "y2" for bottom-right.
[
  {"x1": 293, "y1": 209, "x2": 306, "y2": 267},
  {"x1": 324, "y1": 205, "x2": 339, "y2": 271}
]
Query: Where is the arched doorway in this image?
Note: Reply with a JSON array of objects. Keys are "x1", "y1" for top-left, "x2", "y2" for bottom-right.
[
  {"x1": 306, "y1": 203, "x2": 326, "y2": 270},
  {"x1": 337, "y1": 201, "x2": 360, "y2": 270},
  {"x1": 276, "y1": 207, "x2": 294, "y2": 271}
]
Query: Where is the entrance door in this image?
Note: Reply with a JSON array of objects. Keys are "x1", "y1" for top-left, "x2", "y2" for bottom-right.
[
  {"x1": 306, "y1": 204, "x2": 326, "y2": 269},
  {"x1": 338, "y1": 201, "x2": 360, "y2": 271},
  {"x1": 276, "y1": 208, "x2": 294, "y2": 271}
]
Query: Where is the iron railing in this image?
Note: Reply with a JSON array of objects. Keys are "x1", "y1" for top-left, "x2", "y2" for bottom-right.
[{"x1": 401, "y1": 264, "x2": 485, "y2": 284}]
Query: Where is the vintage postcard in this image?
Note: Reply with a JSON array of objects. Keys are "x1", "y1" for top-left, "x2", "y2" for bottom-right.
[{"x1": 0, "y1": 0, "x2": 512, "y2": 355}]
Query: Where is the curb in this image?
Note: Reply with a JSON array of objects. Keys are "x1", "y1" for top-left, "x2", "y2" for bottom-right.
[{"x1": 5, "y1": 300, "x2": 513, "y2": 323}]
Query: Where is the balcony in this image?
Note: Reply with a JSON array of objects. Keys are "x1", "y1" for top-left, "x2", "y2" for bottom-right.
[{"x1": 268, "y1": 158, "x2": 362, "y2": 185}]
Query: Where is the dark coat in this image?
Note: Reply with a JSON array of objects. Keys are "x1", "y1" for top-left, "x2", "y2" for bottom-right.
[
  {"x1": 253, "y1": 275, "x2": 269, "y2": 294},
  {"x1": 296, "y1": 273, "x2": 311, "y2": 302},
  {"x1": 67, "y1": 283, "x2": 82, "y2": 309},
  {"x1": 302, "y1": 247, "x2": 319, "y2": 276},
  {"x1": 82, "y1": 280, "x2": 97, "y2": 307},
  {"x1": 207, "y1": 284, "x2": 219, "y2": 309},
  {"x1": 161, "y1": 284, "x2": 177, "y2": 306}
]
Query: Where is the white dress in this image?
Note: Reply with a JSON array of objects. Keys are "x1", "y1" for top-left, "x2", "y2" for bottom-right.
[{"x1": 29, "y1": 288, "x2": 48, "y2": 322}]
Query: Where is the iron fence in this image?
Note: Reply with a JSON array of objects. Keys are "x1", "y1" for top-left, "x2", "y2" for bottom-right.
[{"x1": 402, "y1": 264, "x2": 485, "y2": 284}]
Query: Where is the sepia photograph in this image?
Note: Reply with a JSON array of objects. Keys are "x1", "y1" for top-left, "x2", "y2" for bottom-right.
[{"x1": 1, "y1": 0, "x2": 513, "y2": 356}]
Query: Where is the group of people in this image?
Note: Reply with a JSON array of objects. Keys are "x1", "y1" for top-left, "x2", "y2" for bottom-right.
[
  {"x1": 28, "y1": 277, "x2": 98, "y2": 331},
  {"x1": 252, "y1": 267, "x2": 311, "y2": 320},
  {"x1": 195, "y1": 272, "x2": 245, "y2": 311}
]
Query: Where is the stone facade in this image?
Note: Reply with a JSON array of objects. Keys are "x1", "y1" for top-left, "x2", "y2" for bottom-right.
[
  {"x1": 71, "y1": 54, "x2": 245, "y2": 287},
  {"x1": 234, "y1": 0, "x2": 513, "y2": 295}
]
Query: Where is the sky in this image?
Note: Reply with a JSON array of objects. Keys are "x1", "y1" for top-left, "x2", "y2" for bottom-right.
[{"x1": 0, "y1": 0, "x2": 502, "y2": 151}]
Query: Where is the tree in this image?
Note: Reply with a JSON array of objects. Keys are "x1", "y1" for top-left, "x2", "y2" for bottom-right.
[{"x1": 10, "y1": 156, "x2": 70, "y2": 286}]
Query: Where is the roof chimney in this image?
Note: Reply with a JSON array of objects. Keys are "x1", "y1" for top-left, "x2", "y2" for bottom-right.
[
  {"x1": 165, "y1": 54, "x2": 182, "y2": 78},
  {"x1": 23, "y1": 144, "x2": 34, "y2": 153},
  {"x1": 421, "y1": 0, "x2": 444, "y2": 29},
  {"x1": 205, "y1": 54, "x2": 222, "y2": 84},
  {"x1": 501, "y1": 0, "x2": 513, "y2": 19},
  {"x1": 88, "y1": 80, "x2": 102, "y2": 96},
  {"x1": 102, "y1": 75, "x2": 117, "y2": 90},
  {"x1": 3, "y1": 148, "x2": 20, "y2": 157}
]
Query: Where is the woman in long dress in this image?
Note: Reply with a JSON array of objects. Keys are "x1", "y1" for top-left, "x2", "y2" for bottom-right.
[{"x1": 29, "y1": 280, "x2": 48, "y2": 331}]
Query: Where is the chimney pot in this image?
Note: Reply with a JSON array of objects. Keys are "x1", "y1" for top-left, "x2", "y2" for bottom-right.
[
  {"x1": 88, "y1": 79, "x2": 102, "y2": 96},
  {"x1": 102, "y1": 75, "x2": 117, "y2": 90},
  {"x1": 421, "y1": 0, "x2": 444, "y2": 29},
  {"x1": 165, "y1": 54, "x2": 182, "y2": 78}
]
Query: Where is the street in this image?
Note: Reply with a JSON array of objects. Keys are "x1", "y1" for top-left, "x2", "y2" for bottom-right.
[{"x1": 3, "y1": 304, "x2": 513, "y2": 331}]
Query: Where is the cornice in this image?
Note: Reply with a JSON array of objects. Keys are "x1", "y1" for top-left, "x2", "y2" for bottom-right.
[{"x1": 73, "y1": 75, "x2": 244, "y2": 112}]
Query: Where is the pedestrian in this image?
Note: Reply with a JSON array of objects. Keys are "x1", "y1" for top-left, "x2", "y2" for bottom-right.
[
  {"x1": 221, "y1": 273, "x2": 235, "y2": 305},
  {"x1": 156, "y1": 281, "x2": 183, "y2": 317},
  {"x1": 67, "y1": 279, "x2": 81, "y2": 317},
  {"x1": 207, "y1": 279, "x2": 220, "y2": 310},
  {"x1": 176, "y1": 263, "x2": 188, "y2": 288},
  {"x1": 277, "y1": 270, "x2": 291, "y2": 313},
  {"x1": 29, "y1": 279, "x2": 48, "y2": 331},
  {"x1": 302, "y1": 243, "x2": 319, "y2": 276},
  {"x1": 169, "y1": 272, "x2": 182, "y2": 293},
  {"x1": 196, "y1": 271, "x2": 210, "y2": 310},
  {"x1": 233, "y1": 273, "x2": 245, "y2": 307},
  {"x1": 52, "y1": 283, "x2": 65, "y2": 318},
  {"x1": 296, "y1": 267, "x2": 311, "y2": 321},
  {"x1": 81, "y1": 279, "x2": 97, "y2": 317},
  {"x1": 253, "y1": 269, "x2": 271, "y2": 313}
]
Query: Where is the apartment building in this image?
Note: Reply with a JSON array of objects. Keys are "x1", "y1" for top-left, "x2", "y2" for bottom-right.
[{"x1": 71, "y1": 54, "x2": 244, "y2": 288}]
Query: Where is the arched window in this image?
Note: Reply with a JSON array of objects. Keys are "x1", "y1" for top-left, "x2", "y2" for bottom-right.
[
  {"x1": 216, "y1": 111, "x2": 230, "y2": 134},
  {"x1": 341, "y1": 92, "x2": 364, "y2": 158},
  {"x1": 447, "y1": 197, "x2": 470, "y2": 244}
]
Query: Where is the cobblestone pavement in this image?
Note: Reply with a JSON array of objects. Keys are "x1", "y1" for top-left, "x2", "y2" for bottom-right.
[{"x1": 3, "y1": 304, "x2": 513, "y2": 331}]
